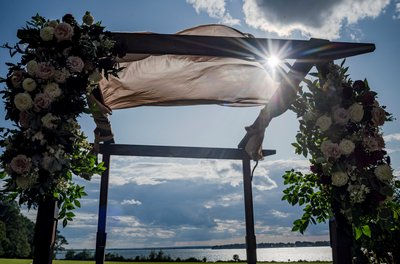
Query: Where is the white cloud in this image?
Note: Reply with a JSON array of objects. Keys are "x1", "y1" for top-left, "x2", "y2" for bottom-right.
[
  {"x1": 186, "y1": 0, "x2": 240, "y2": 25},
  {"x1": 394, "y1": 2, "x2": 400, "y2": 19},
  {"x1": 213, "y1": 219, "x2": 244, "y2": 233},
  {"x1": 204, "y1": 193, "x2": 243, "y2": 208},
  {"x1": 384, "y1": 133, "x2": 400, "y2": 142},
  {"x1": 121, "y1": 199, "x2": 142, "y2": 206},
  {"x1": 108, "y1": 156, "x2": 244, "y2": 187},
  {"x1": 242, "y1": 0, "x2": 390, "y2": 39},
  {"x1": 270, "y1": 209, "x2": 290, "y2": 218}
]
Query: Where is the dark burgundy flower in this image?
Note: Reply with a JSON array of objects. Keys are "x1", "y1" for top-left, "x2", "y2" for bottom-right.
[
  {"x1": 62, "y1": 14, "x2": 75, "y2": 24},
  {"x1": 319, "y1": 174, "x2": 331, "y2": 185},
  {"x1": 369, "y1": 190, "x2": 386, "y2": 204},
  {"x1": 342, "y1": 84, "x2": 353, "y2": 99},
  {"x1": 353, "y1": 145, "x2": 372, "y2": 168},
  {"x1": 359, "y1": 91, "x2": 376, "y2": 105},
  {"x1": 353, "y1": 80, "x2": 366, "y2": 93}
]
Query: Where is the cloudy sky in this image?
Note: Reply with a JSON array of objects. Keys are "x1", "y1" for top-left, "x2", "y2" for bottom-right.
[{"x1": 1, "y1": 0, "x2": 400, "y2": 249}]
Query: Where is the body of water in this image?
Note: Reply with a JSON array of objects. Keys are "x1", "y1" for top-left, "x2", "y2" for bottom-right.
[{"x1": 58, "y1": 247, "x2": 333, "y2": 262}]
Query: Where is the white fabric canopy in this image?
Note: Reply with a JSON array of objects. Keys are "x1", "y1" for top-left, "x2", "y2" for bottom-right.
[{"x1": 99, "y1": 25, "x2": 279, "y2": 110}]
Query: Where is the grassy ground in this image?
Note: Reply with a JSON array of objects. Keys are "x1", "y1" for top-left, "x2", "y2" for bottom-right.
[{"x1": 0, "y1": 259, "x2": 332, "y2": 264}]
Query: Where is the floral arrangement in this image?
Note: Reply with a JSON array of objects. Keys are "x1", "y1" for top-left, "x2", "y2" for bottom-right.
[
  {"x1": 282, "y1": 62, "x2": 400, "y2": 262},
  {"x1": 0, "y1": 12, "x2": 122, "y2": 226}
]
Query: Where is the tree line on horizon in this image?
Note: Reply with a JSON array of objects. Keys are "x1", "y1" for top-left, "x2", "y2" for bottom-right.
[{"x1": 211, "y1": 241, "x2": 330, "y2": 249}]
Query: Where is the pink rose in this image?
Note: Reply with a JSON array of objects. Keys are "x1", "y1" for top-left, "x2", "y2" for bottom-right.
[
  {"x1": 333, "y1": 107, "x2": 349, "y2": 125},
  {"x1": 33, "y1": 93, "x2": 52, "y2": 112},
  {"x1": 10, "y1": 154, "x2": 32, "y2": 174},
  {"x1": 67, "y1": 56, "x2": 85, "y2": 73},
  {"x1": 371, "y1": 107, "x2": 386, "y2": 126},
  {"x1": 54, "y1": 22, "x2": 74, "y2": 42},
  {"x1": 321, "y1": 140, "x2": 341, "y2": 160},
  {"x1": 36, "y1": 63, "x2": 55, "y2": 80}
]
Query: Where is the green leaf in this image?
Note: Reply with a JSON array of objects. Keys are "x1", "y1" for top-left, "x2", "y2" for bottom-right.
[
  {"x1": 355, "y1": 227, "x2": 362, "y2": 240},
  {"x1": 362, "y1": 225, "x2": 371, "y2": 238}
]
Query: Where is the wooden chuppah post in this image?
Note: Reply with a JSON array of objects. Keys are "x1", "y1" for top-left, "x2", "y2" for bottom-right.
[
  {"x1": 32, "y1": 199, "x2": 58, "y2": 264},
  {"x1": 95, "y1": 148, "x2": 111, "y2": 264}
]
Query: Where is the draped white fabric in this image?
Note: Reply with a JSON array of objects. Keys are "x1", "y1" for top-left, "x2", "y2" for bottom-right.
[{"x1": 99, "y1": 25, "x2": 279, "y2": 110}]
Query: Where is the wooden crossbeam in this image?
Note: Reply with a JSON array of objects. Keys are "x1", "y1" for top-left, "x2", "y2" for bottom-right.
[
  {"x1": 99, "y1": 144, "x2": 275, "y2": 160},
  {"x1": 112, "y1": 32, "x2": 375, "y2": 61}
]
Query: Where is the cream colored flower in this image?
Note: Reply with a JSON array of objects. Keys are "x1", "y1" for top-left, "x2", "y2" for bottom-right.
[
  {"x1": 339, "y1": 139, "x2": 355, "y2": 155},
  {"x1": 374, "y1": 164, "x2": 393, "y2": 182},
  {"x1": 22, "y1": 78, "x2": 37, "y2": 92},
  {"x1": 82, "y1": 11, "x2": 94, "y2": 25},
  {"x1": 316, "y1": 115, "x2": 332, "y2": 131},
  {"x1": 40, "y1": 26, "x2": 54, "y2": 41},
  {"x1": 14, "y1": 93, "x2": 33, "y2": 111},
  {"x1": 48, "y1": 20, "x2": 58, "y2": 28},
  {"x1": 348, "y1": 103, "x2": 364, "y2": 122},
  {"x1": 26, "y1": 60, "x2": 38, "y2": 76},
  {"x1": 41, "y1": 113, "x2": 59, "y2": 129},
  {"x1": 44, "y1": 82, "x2": 62, "y2": 99},
  {"x1": 332, "y1": 171, "x2": 348, "y2": 187}
]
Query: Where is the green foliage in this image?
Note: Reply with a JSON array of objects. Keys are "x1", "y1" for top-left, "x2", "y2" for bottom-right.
[
  {"x1": 282, "y1": 170, "x2": 331, "y2": 234},
  {"x1": 0, "y1": 201, "x2": 35, "y2": 258}
]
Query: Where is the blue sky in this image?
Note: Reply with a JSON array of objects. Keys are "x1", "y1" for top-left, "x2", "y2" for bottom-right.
[{"x1": 1, "y1": 0, "x2": 400, "y2": 249}]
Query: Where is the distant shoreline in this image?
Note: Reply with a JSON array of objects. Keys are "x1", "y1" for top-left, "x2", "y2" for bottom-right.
[{"x1": 63, "y1": 241, "x2": 330, "y2": 251}]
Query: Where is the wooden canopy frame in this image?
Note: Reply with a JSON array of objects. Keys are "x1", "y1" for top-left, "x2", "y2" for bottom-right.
[{"x1": 33, "y1": 32, "x2": 375, "y2": 264}]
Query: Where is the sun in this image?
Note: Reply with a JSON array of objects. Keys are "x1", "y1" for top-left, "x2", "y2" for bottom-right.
[{"x1": 267, "y1": 55, "x2": 281, "y2": 68}]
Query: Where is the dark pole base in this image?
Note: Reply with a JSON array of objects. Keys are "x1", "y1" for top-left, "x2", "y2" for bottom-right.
[
  {"x1": 330, "y1": 218, "x2": 352, "y2": 264},
  {"x1": 33, "y1": 198, "x2": 58, "y2": 264}
]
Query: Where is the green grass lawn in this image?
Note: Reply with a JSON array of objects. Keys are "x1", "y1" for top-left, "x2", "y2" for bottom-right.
[{"x1": 0, "y1": 259, "x2": 332, "y2": 264}]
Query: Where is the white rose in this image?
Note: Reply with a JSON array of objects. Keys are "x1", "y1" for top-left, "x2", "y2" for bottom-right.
[
  {"x1": 22, "y1": 78, "x2": 37, "y2": 92},
  {"x1": 10, "y1": 154, "x2": 32, "y2": 174},
  {"x1": 48, "y1": 20, "x2": 58, "y2": 28},
  {"x1": 316, "y1": 115, "x2": 332, "y2": 131},
  {"x1": 374, "y1": 164, "x2": 393, "y2": 182},
  {"x1": 44, "y1": 82, "x2": 62, "y2": 99},
  {"x1": 339, "y1": 139, "x2": 355, "y2": 155},
  {"x1": 26, "y1": 60, "x2": 38, "y2": 76},
  {"x1": 332, "y1": 171, "x2": 348, "y2": 187},
  {"x1": 14, "y1": 93, "x2": 33, "y2": 111},
  {"x1": 333, "y1": 107, "x2": 350, "y2": 125},
  {"x1": 41, "y1": 113, "x2": 59, "y2": 129},
  {"x1": 88, "y1": 70, "x2": 103, "y2": 84},
  {"x1": 348, "y1": 103, "x2": 364, "y2": 123},
  {"x1": 40, "y1": 26, "x2": 54, "y2": 41}
]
